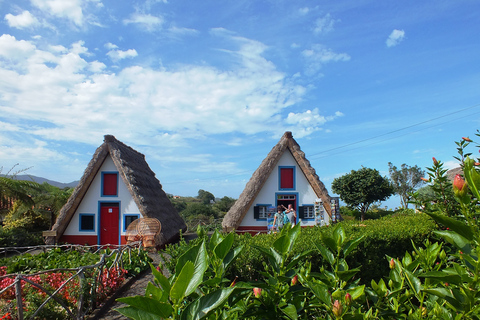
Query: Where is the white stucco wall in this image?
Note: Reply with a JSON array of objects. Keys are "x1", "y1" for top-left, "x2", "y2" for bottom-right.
[
  {"x1": 63, "y1": 156, "x2": 141, "y2": 236},
  {"x1": 239, "y1": 150, "x2": 330, "y2": 228}
]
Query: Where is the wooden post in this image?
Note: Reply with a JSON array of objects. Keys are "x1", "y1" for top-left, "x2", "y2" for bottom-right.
[{"x1": 15, "y1": 276, "x2": 24, "y2": 320}]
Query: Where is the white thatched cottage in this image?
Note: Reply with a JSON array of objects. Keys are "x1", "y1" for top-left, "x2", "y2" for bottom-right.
[
  {"x1": 46, "y1": 135, "x2": 187, "y2": 247},
  {"x1": 222, "y1": 132, "x2": 340, "y2": 234}
]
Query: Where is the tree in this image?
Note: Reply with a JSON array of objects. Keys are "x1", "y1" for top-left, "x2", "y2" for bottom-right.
[
  {"x1": 214, "y1": 196, "x2": 236, "y2": 213},
  {"x1": 197, "y1": 189, "x2": 215, "y2": 205},
  {"x1": 332, "y1": 167, "x2": 394, "y2": 221},
  {"x1": 388, "y1": 162, "x2": 425, "y2": 209}
]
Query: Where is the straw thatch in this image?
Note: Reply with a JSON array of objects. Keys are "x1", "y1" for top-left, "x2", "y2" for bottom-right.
[
  {"x1": 222, "y1": 131, "x2": 332, "y2": 232},
  {"x1": 46, "y1": 135, "x2": 187, "y2": 246}
]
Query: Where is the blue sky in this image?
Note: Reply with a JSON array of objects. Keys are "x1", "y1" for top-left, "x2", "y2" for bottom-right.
[{"x1": 1, "y1": 0, "x2": 479, "y2": 208}]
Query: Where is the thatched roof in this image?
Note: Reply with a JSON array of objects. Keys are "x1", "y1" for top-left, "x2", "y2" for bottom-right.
[
  {"x1": 222, "y1": 131, "x2": 332, "y2": 232},
  {"x1": 46, "y1": 135, "x2": 187, "y2": 246}
]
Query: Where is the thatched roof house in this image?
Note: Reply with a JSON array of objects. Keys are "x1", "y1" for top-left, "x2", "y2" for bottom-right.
[
  {"x1": 46, "y1": 135, "x2": 186, "y2": 247},
  {"x1": 222, "y1": 131, "x2": 336, "y2": 233}
]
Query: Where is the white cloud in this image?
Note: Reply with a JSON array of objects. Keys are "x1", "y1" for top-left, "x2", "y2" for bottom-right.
[
  {"x1": 106, "y1": 48, "x2": 138, "y2": 62},
  {"x1": 301, "y1": 44, "x2": 350, "y2": 75},
  {"x1": 386, "y1": 29, "x2": 405, "y2": 47},
  {"x1": 284, "y1": 109, "x2": 343, "y2": 137},
  {"x1": 123, "y1": 13, "x2": 164, "y2": 31},
  {"x1": 5, "y1": 11, "x2": 39, "y2": 29},
  {"x1": 0, "y1": 32, "x2": 341, "y2": 153},
  {"x1": 314, "y1": 13, "x2": 335, "y2": 35},
  {"x1": 31, "y1": 0, "x2": 84, "y2": 26},
  {"x1": 104, "y1": 42, "x2": 118, "y2": 50}
]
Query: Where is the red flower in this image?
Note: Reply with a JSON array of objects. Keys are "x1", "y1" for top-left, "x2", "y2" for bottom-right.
[
  {"x1": 420, "y1": 177, "x2": 429, "y2": 182},
  {"x1": 291, "y1": 275, "x2": 298, "y2": 286},
  {"x1": 253, "y1": 287, "x2": 262, "y2": 298},
  {"x1": 453, "y1": 174, "x2": 467, "y2": 197},
  {"x1": 345, "y1": 292, "x2": 352, "y2": 306},
  {"x1": 432, "y1": 157, "x2": 438, "y2": 165},
  {"x1": 332, "y1": 300, "x2": 343, "y2": 317},
  {"x1": 389, "y1": 258, "x2": 396, "y2": 270},
  {"x1": 463, "y1": 137, "x2": 472, "y2": 142}
]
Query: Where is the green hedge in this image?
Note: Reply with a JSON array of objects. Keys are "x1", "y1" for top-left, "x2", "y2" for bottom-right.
[
  {"x1": 162, "y1": 211, "x2": 437, "y2": 284},
  {"x1": 226, "y1": 211, "x2": 437, "y2": 284}
]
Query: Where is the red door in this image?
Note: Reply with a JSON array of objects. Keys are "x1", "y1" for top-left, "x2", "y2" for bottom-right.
[{"x1": 100, "y1": 203, "x2": 119, "y2": 245}]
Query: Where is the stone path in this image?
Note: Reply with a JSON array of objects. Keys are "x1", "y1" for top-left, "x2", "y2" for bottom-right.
[{"x1": 90, "y1": 232, "x2": 199, "y2": 319}]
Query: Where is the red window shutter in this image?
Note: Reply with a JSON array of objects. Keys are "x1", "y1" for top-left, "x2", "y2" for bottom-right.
[
  {"x1": 103, "y1": 173, "x2": 118, "y2": 195},
  {"x1": 280, "y1": 168, "x2": 294, "y2": 189}
]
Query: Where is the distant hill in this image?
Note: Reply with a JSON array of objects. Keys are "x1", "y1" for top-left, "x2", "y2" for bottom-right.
[{"x1": 1, "y1": 174, "x2": 79, "y2": 189}]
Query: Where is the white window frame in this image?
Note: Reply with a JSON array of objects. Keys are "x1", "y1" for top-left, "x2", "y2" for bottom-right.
[{"x1": 304, "y1": 206, "x2": 315, "y2": 219}]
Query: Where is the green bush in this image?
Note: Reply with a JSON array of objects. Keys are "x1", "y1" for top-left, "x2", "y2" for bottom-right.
[
  {"x1": 224, "y1": 211, "x2": 437, "y2": 284},
  {"x1": 0, "y1": 226, "x2": 44, "y2": 247}
]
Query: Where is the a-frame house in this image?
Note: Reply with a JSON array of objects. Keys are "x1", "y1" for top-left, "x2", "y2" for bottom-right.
[
  {"x1": 222, "y1": 131, "x2": 339, "y2": 234},
  {"x1": 46, "y1": 135, "x2": 187, "y2": 247}
]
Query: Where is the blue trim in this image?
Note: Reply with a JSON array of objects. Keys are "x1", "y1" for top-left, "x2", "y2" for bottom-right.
[
  {"x1": 275, "y1": 192, "x2": 299, "y2": 224},
  {"x1": 79, "y1": 213, "x2": 95, "y2": 232},
  {"x1": 302, "y1": 204, "x2": 315, "y2": 220},
  {"x1": 278, "y1": 166, "x2": 296, "y2": 190},
  {"x1": 255, "y1": 204, "x2": 272, "y2": 221},
  {"x1": 123, "y1": 214, "x2": 140, "y2": 232},
  {"x1": 98, "y1": 201, "x2": 121, "y2": 245},
  {"x1": 101, "y1": 171, "x2": 119, "y2": 197}
]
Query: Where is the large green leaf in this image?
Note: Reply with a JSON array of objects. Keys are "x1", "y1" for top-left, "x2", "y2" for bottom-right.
[
  {"x1": 180, "y1": 287, "x2": 235, "y2": 320},
  {"x1": 145, "y1": 282, "x2": 164, "y2": 301},
  {"x1": 434, "y1": 230, "x2": 472, "y2": 253},
  {"x1": 313, "y1": 241, "x2": 335, "y2": 266},
  {"x1": 150, "y1": 263, "x2": 171, "y2": 294},
  {"x1": 170, "y1": 261, "x2": 194, "y2": 301},
  {"x1": 464, "y1": 157, "x2": 480, "y2": 200},
  {"x1": 273, "y1": 223, "x2": 301, "y2": 256},
  {"x1": 404, "y1": 268, "x2": 422, "y2": 296},
  {"x1": 342, "y1": 235, "x2": 364, "y2": 258},
  {"x1": 176, "y1": 241, "x2": 208, "y2": 275},
  {"x1": 208, "y1": 230, "x2": 223, "y2": 252},
  {"x1": 427, "y1": 212, "x2": 474, "y2": 241},
  {"x1": 309, "y1": 282, "x2": 331, "y2": 306},
  {"x1": 281, "y1": 304, "x2": 298, "y2": 320},
  {"x1": 347, "y1": 285, "x2": 365, "y2": 300},
  {"x1": 116, "y1": 296, "x2": 173, "y2": 319},
  {"x1": 333, "y1": 224, "x2": 346, "y2": 247},
  {"x1": 338, "y1": 268, "x2": 360, "y2": 282},
  {"x1": 419, "y1": 271, "x2": 462, "y2": 284},
  {"x1": 222, "y1": 244, "x2": 244, "y2": 271},
  {"x1": 253, "y1": 245, "x2": 282, "y2": 271},
  {"x1": 214, "y1": 232, "x2": 234, "y2": 261}
]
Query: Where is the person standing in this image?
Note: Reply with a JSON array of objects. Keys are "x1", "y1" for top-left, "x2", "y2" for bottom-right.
[
  {"x1": 285, "y1": 204, "x2": 297, "y2": 226},
  {"x1": 273, "y1": 206, "x2": 284, "y2": 231}
]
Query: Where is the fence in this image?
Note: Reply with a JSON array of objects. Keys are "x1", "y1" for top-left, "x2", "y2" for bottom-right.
[{"x1": 0, "y1": 242, "x2": 142, "y2": 320}]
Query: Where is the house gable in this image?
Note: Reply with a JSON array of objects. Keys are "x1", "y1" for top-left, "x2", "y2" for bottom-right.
[
  {"x1": 222, "y1": 131, "x2": 332, "y2": 232},
  {"x1": 48, "y1": 135, "x2": 187, "y2": 246}
]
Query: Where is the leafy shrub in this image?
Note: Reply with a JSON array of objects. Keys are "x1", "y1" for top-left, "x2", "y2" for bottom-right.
[
  {"x1": 0, "y1": 226, "x2": 44, "y2": 247},
  {"x1": 225, "y1": 211, "x2": 437, "y2": 284}
]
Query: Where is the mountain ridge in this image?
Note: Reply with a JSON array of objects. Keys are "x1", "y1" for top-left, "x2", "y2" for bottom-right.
[{"x1": 1, "y1": 174, "x2": 79, "y2": 189}]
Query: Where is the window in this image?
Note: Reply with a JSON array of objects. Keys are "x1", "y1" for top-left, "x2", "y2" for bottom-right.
[
  {"x1": 79, "y1": 214, "x2": 95, "y2": 231},
  {"x1": 279, "y1": 167, "x2": 295, "y2": 190},
  {"x1": 254, "y1": 205, "x2": 274, "y2": 220},
  {"x1": 124, "y1": 214, "x2": 140, "y2": 231},
  {"x1": 102, "y1": 172, "x2": 118, "y2": 196},
  {"x1": 304, "y1": 206, "x2": 315, "y2": 219}
]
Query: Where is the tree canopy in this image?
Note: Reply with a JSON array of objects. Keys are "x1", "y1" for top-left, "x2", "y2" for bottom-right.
[
  {"x1": 388, "y1": 162, "x2": 425, "y2": 209},
  {"x1": 332, "y1": 167, "x2": 394, "y2": 221},
  {"x1": 197, "y1": 189, "x2": 215, "y2": 205}
]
